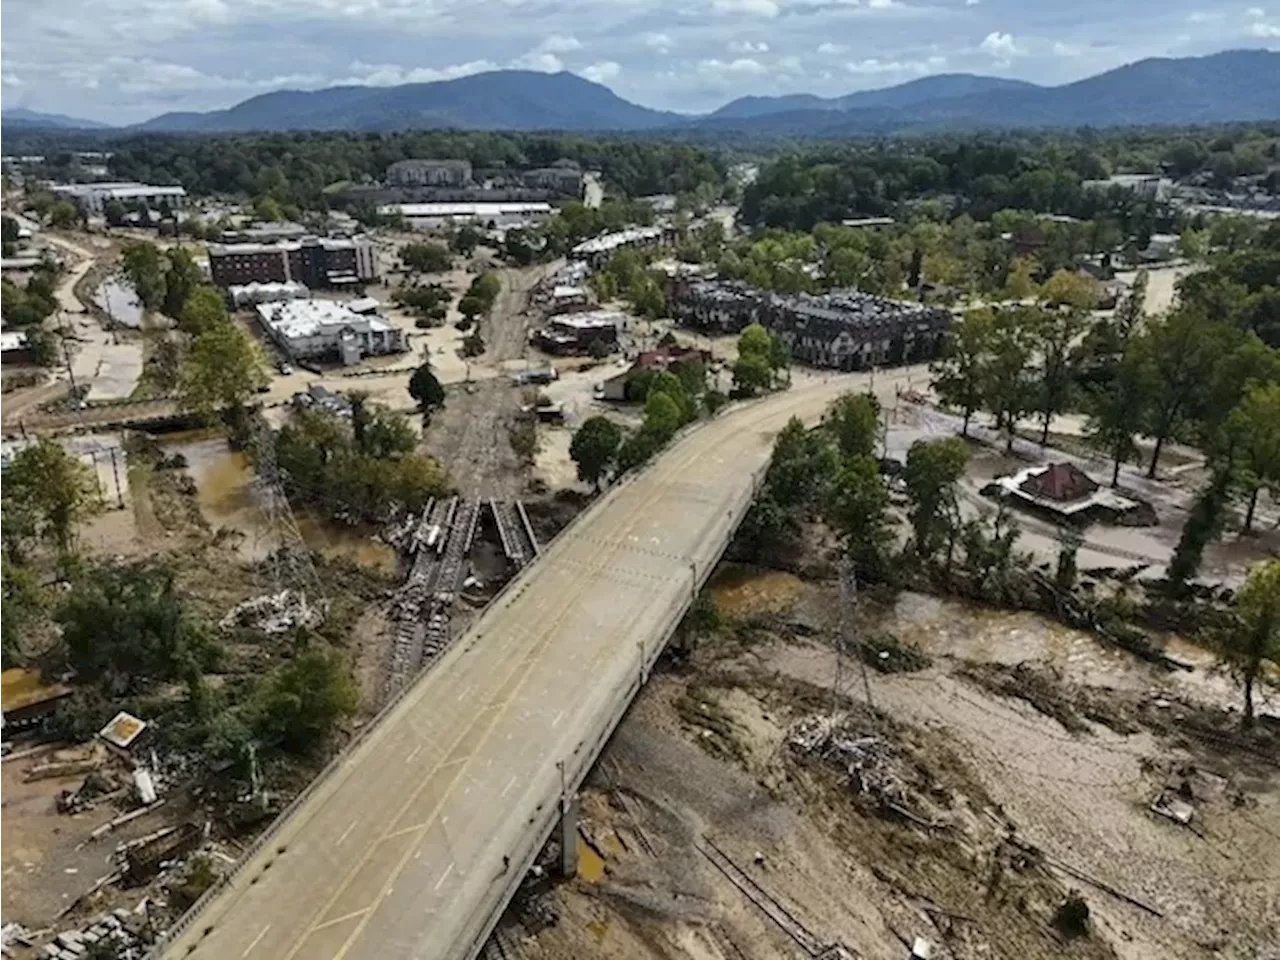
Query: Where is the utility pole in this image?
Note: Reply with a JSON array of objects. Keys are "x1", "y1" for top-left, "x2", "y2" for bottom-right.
[{"x1": 834, "y1": 558, "x2": 872, "y2": 715}]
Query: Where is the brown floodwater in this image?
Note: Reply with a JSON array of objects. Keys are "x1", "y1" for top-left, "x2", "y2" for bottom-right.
[{"x1": 160, "y1": 431, "x2": 399, "y2": 573}]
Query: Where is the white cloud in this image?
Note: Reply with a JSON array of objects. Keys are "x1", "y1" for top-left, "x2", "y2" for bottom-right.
[
  {"x1": 2, "y1": 73, "x2": 25, "y2": 88},
  {"x1": 509, "y1": 50, "x2": 564, "y2": 72},
  {"x1": 777, "y1": 55, "x2": 803, "y2": 74},
  {"x1": 341, "y1": 59, "x2": 497, "y2": 86},
  {"x1": 643, "y1": 32, "x2": 674, "y2": 53},
  {"x1": 538, "y1": 34, "x2": 583, "y2": 53},
  {"x1": 1246, "y1": 6, "x2": 1265, "y2": 16},
  {"x1": 580, "y1": 60, "x2": 620, "y2": 82},
  {"x1": 965, "y1": 0, "x2": 980, "y2": 5},
  {"x1": 1250, "y1": 19, "x2": 1280, "y2": 34},
  {"x1": 1187, "y1": 10, "x2": 1222, "y2": 22},
  {"x1": 1052, "y1": 41, "x2": 1083, "y2": 57},
  {"x1": 817, "y1": 42, "x2": 847, "y2": 54},
  {"x1": 711, "y1": 0, "x2": 780, "y2": 17},
  {"x1": 979, "y1": 30, "x2": 1022, "y2": 64},
  {"x1": 845, "y1": 56, "x2": 932, "y2": 74},
  {"x1": 729, "y1": 39, "x2": 769, "y2": 53},
  {"x1": 699, "y1": 57, "x2": 769, "y2": 75},
  {"x1": 868, "y1": 0, "x2": 901, "y2": 8}
]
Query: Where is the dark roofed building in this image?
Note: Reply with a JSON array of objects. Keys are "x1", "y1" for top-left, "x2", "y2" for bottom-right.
[{"x1": 1018, "y1": 462, "x2": 1099, "y2": 503}]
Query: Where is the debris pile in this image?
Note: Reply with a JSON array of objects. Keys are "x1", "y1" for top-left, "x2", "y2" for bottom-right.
[
  {"x1": 789, "y1": 716, "x2": 910, "y2": 810},
  {"x1": 219, "y1": 589, "x2": 322, "y2": 633},
  {"x1": 36, "y1": 907, "x2": 152, "y2": 959}
]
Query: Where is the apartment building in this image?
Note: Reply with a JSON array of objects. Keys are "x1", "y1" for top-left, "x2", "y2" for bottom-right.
[{"x1": 208, "y1": 236, "x2": 378, "y2": 290}]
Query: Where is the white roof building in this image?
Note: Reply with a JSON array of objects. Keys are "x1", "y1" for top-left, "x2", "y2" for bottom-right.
[
  {"x1": 571, "y1": 225, "x2": 666, "y2": 258},
  {"x1": 380, "y1": 202, "x2": 553, "y2": 230},
  {"x1": 256, "y1": 299, "x2": 405, "y2": 365},
  {"x1": 228, "y1": 281, "x2": 310, "y2": 306},
  {"x1": 51, "y1": 181, "x2": 187, "y2": 214}
]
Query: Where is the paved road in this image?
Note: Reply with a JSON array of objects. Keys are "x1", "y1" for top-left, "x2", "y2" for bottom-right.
[{"x1": 157, "y1": 369, "x2": 917, "y2": 960}]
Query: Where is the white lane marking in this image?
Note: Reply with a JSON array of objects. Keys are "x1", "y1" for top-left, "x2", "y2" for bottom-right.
[
  {"x1": 501, "y1": 774, "x2": 518, "y2": 797},
  {"x1": 406, "y1": 743, "x2": 423, "y2": 763},
  {"x1": 337, "y1": 819, "x2": 359, "y2": 846},
  {"x1": 551, "y1": 708, "x2": 566, "y2": 728},
  {"x1": 241, "y1": 924, "x2": 271, "y2": 957},
  {"x1": 309, "y1": 908, "x2": 368, "y2": 934},
  {"x1": 434, "y1": 863, "x2": 455, "y2": 890}
]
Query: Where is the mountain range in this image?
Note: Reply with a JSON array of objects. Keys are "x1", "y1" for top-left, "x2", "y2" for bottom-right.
[{"x1": 3, "y1": 50, "x2": 1278, "y2": 138}]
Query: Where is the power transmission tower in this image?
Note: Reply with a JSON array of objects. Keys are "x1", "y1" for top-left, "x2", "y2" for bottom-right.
[
  {"x1": 250, "y1": 421, "x2": 323, "y2": 608},
  {"x1": 830, "y1": 557, "x2": 873, "y2": 724}
]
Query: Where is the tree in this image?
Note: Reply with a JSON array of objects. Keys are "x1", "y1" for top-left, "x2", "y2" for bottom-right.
[
  {"x1": 56, "y1": 561, "x2": 217, "y2": 696},
  {"x1": 826, "y1": 454, "x2": 895, "y2": 581},
  {"x1": 103, "y1": 198, "x2": 127, "y2": 226},
  {"x1": 1167, "y1": 459, "x2": 1235, "y2": 589},
  {"x1": 570, "y1": 416, "x2": 623, "y2": 490},
  {"x1": 253, "y1": 195, "x2": 284, "y2": 222},
  {"x1": 400, "y1": 242, "x2": 452, "y2": 274},
  {"x1": 50, "y1": 202, "x2": 79, "y2": 228},
  {"x1": 1215, "y1": 559, "x2": 1280, "y2": 729},
  {"x1": 462, "y1": 331, "x2": 485, "y2": 357},
  {"x1": 178, "y1": 321, "x2": 268, "y2": 426},
  {"x1": 1030, "y1": 306, "x2": 1087, "y2": 444},
  {"x1": 1084, "y1": 351, "x2": 1147, "y2": 486},
  {"x1": 1135, "y1": 307, "x2": 1235, "y2": 477},
  {"x1": 932, "y1": 310, "x2": 991, "y2": 436},
  {"x1": 452, "y1": 225, "x2": 482, "y2": 256},
  {"x1": 2, "y1": 557, "x2": 46, "y2": 666},
  {"x1": 121, "y1": 242, "x2": 165, "y2": 310},
  {"x1": 980, "y1": 307, "x2": 1036, "y2": 451},
  {"x1": 408, "y1": 362, "x2": 446, "y2": 413},
  {"x1": 458, "y1": 295, "x2": 484, "y2": 323},
  {"x1": 1230, "y1": 384, "x2": 1280, "y2": 532},
  {"x1": 1001, "y1": 256, "x2": 1039, "y2": 301},
  {"x1": 824, "y1": 392, "x2": 880, "y2": 460},
  {"x1": 732, "y1": 354, "x2": 773, "y2": 397},
  {"x1": 903, "y1": 438, "x2": 968, "y2": 561},
  {"x1": 253, "y1": 646, "x2": 358, "y2": 753},
  {"x1": 3, "y1": 438, "x2": 101, "y2": 553},
  {"x1": 178, "y1": 285, "x2": 228, "y2": 336},
  {"x1": 642, "y1": 390, "x2": 683, "y2": 444},
  {"x1": 163, "y1": 247, "x2": 204, "y2": 319},
  {"x1": 616, "y1": 430, "x2": 661, "y2": 473},
  {"x1": 1039, "y1": 269, "x2": 1100, "y2": 310}
]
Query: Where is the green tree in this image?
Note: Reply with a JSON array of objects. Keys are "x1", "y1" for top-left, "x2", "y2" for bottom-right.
[
  {"x1": 452, "y1": 225, "x2": 482, "y2": 256},
  {"x1": 570, "y1": 416, "x2": 623, "y2": 490},
  {"x1": 1230, "y1": 384, "x2": 1280, "y2": 532},
  {"x1": 121, "y1": 242, "x2": 166, "y2": 310},
  {"x1": 1085, "y1": 351, "x2": 1147, "y2": 486},
  {"x1": 1135, "y1": 307, "x2": 1236, "y2": 477},
  {"x1": 1039, "y1": 269, "x2": 1100, "y2": 310},
  {"x1": 903, "y1": 438, "x2": 969, "y2": 561},
  {"x1": 56, "y1": 561, "x2": 217, "y2": 696},
  {"x1": 408, "y1": 362, "x2": 446, "y2": 413},
  {"x1": 458, "y1": 295, "x2": 484, "y2": 323},
  {"x1": 1168, "y1": 459, "x2": 1235, "y2": 589},
  {"x1": 826, "y1": 454, "x2": 895, "y2": 581},
  {"x1": 980, "y1": 307, "x2": 1036, "y2": 451},
  {"x1": 932, "y1": 309, "x2": 991, "y2": 436},
  {"x1": 178, "y1": 285, "x2": 228, "y2": 336},
  {"x1": 616, "y1": 430, "x2": 661, "y2": 473},
  {"x1": 3, "y1": 438, "x2": 101, "y2": 553},
  {"x1": 253, "y1": 646, "x2": 358, "y2": 753},
  {"x1": 2, "y1": 557, "x2": 46, "y2": 666},
  {"x1": 1001, "y1": 256, "x2": 1039, "y2": 301},
  {"x1": 824, "y1": 392, "x2": 880, "y2": 460},
  {"x1": 642, "y1": 390, "x2": 683, "y2": 444},
  {"x1": 50, "y1": 201, "x2": 79, "y2": 228},
  {"x1": 1031, "y1": 306, "x2": 1087, "y2": 445},
  {"x1": 163, "y1": 247, "x2": 204, "y2": 319},
  {"x1": 732, "y1": 354, "x2": 773, "y2": 397},
  {"x1": 462, "y1": 330, "x2": 485, "y2": 357},
  {"x1": 400, "y1": 242, "x2": 452, "y2": 274},
  {"x1": 1215, "y1": 560, "x2": 1280, "y2": 729},
  {"x1": 178, "y1": 321, "x2": 268, "y2": 425},
  {"x1": 253, "y1": 195, "x2": 284, "y2": 222}
]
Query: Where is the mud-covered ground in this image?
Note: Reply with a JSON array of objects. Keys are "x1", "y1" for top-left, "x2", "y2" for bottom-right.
[{"x1": 485, "y1": 566, "x2": 1279, "y2": 960}]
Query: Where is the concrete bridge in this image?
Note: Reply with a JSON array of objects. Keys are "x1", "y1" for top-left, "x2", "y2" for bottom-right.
[{"x1": 154, "y1": 369, "x2": 912, "y2": 960}]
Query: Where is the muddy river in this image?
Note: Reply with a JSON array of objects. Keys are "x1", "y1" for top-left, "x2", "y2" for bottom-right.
[{"x1": 92, "y1": 277, "x2": 145, "y2": 330}]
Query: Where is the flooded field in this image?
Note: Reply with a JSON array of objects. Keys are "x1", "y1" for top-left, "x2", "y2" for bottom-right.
[{"x1": 161, "y1": 430, "x2": 399, "y2": 573}]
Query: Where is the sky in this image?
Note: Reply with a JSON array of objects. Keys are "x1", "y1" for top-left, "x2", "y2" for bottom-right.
[{"x1": 2, "y1": 0, "x2": 1279, "y2": 124}]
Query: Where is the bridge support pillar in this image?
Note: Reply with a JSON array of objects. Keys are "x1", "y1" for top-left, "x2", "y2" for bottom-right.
[{"x1": 558, "y1": 794, "x2": 579, "y2": 878}]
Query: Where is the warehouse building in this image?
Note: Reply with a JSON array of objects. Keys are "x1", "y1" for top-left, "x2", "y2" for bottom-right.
[
  {"x1": 380, "y1": 201, "x2": 553, "y2": 230},
  {"x1": 209, "y1": 236, "x2": 378, "y2": 290},
  {"x1": 255, "y1": 299, "x2": 405, "y2": 365},
  {"x1": 51, "y1": 181, "x2": 187, "y2": 216},
  {"x1": 570, "y1": 225, "x2": 676, "y2": 267}
]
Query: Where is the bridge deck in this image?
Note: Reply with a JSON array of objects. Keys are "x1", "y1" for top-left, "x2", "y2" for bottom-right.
[{"x1": 156, "y1": 373, "x2": 891, "y2": 960}]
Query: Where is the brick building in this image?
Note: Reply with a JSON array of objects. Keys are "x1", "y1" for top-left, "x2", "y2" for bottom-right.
[
  {"x1": 208, "y1": 237, "x2": 378, "y2": 290},
  {"x1": 386, "y1": 159, "x2": 473, "y2": 187}
]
